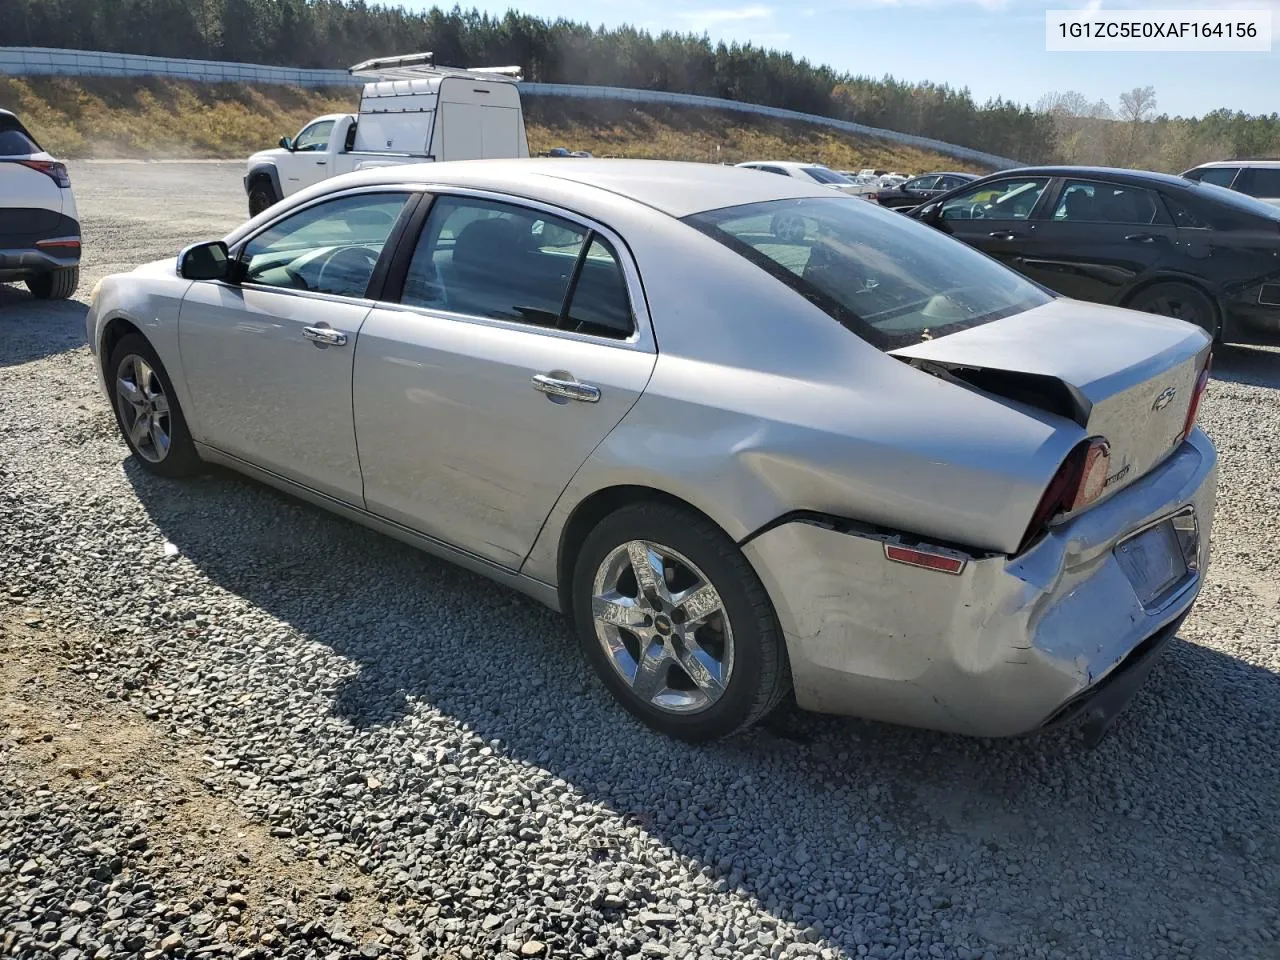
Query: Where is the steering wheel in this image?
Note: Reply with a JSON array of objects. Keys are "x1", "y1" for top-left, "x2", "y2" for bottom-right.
[{"x1": 317, "y1": 247, "x2": 379, "y2": 296}]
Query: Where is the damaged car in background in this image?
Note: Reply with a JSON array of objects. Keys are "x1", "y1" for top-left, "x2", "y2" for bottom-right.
[{"x1": 84, "y1": 159, "x2": 1216, "y2": 747}]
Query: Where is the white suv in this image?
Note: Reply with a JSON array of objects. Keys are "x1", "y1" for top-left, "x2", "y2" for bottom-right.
[
  {"x1": 0, "y1": 109, "x2": 81, "y2": 300},
  {"x1": 1182, "y1": 160, "x2": 1280, "y2": 206}
]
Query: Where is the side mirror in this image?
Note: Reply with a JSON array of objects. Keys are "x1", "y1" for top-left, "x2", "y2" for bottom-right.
[
  {"x1": 279, "y1": 136, "x2": 294, "y2": 151},
  {"x1": 178, "y1": 240, "x2": 232, "y2": 281},
  {"x1": 913, "y1": 203, "x2": 940, "y2": 222}
]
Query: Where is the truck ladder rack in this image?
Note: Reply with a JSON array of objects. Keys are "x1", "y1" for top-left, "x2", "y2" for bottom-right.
[{"x1": 349, "y1": 52, "x2": 522, "y2": 83}]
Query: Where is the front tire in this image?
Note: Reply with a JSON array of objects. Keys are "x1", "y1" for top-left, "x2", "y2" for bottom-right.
[
  {"x1": 107, "y1": 333, "x2": 202, "y2": 478},
  {"x1": 247, "y1": 178, "x2": 278, "y2": 217},
  {"x1": 1127, "y1": 282, "x2": 1219, "y2": 341},
  {"x1": 27, "y1": 266, "x2": 79, "y2": 300},
  {"x1": 572, "y1": 502, "x2": 791, "y2": 742}
]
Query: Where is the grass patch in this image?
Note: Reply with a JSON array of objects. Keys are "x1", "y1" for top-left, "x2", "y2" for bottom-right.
[{"x1": 1, "y1": 75, "x2": 988, "y2": 174}]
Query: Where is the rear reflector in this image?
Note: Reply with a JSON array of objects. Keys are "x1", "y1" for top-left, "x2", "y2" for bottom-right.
[
  {"x1": 36, "y1": 237, "x2": 80, "y2": 251},
  {"x1": 884, "y1": 544, "x2": 966, "y2": 575}
]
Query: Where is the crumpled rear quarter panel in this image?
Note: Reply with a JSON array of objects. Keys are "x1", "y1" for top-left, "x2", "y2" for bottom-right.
[{"x1": 742, "y1": 429, "x2": 1217, "y2": 737}]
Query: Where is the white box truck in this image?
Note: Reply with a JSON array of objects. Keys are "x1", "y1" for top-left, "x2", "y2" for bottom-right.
[{"x1": 244, "y1": 52, "x2": 530, "y2": 216}]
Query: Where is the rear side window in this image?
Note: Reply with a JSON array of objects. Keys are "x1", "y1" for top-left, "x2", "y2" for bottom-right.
[
  {"x1": 1051, "y1": 180, "x2": 1162, "y2": 224},
  {"x1": 400, "y1": 195, "x2": 634, "y2": 339},
  {"x1": 1187, "y1": 166, "x2": 1239, "y2": 188},
  {"x1": 1163, "y1": 195, "x2": 1210, "y2": 229},
  {"x1": 0, "y1": 129, "x2": 39, "y2": 156},
  {"x1": 686, "y1": 196, "x2": 1051, "y2": 350},
  {"x1": 1241, "y1": 168, "x2": 1280, "y2": 198}
]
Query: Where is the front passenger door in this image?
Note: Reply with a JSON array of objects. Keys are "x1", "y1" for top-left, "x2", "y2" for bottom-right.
[
  {"x1": 935, "y1": 177, "x2": 1053, "y2": 270},
  {"x1": 178, "y1": 190, "x2": 413, "y2": 502}
]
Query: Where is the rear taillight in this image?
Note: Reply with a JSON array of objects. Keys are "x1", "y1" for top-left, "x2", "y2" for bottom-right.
[
  {"x1": 1018, "y1": 437, "x2": 1111, "y2": 553},
  {"x1": 18, "y1": 159, "x2": 71, "y2": 188},
  {"x1": 1180, "y1": 355, "x2": 1211, "y2": 443}
]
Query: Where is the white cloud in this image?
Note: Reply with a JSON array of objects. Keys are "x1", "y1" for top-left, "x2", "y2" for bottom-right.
[{"x1": 676, "y1": 4, "x2": 774, "y2": 31}]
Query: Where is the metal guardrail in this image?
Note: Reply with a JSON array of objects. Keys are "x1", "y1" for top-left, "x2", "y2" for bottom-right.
[{"x1": 0, "y1": 46, "x2": 1021, "y2": 169}]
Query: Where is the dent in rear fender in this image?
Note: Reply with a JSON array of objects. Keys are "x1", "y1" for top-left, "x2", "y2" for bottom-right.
[{"x1": 739, "y1": 429, "x2": 1218, "y2": 737}]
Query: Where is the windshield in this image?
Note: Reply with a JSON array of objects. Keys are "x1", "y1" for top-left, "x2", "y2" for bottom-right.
[
  {"x1": 685, "y1": 197, "x2": 1052, "y2": 349},
  {"x1": 802, "y1": 166, "x2": 850, "y2": 184}
]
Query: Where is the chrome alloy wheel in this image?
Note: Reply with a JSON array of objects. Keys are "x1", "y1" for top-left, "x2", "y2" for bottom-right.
[
  {"x1": 115, "y1": 354, "x2": 172, "y2": 463},
  {"x1": 591, "y1": 540, "x2": 734, "y2": 714}
]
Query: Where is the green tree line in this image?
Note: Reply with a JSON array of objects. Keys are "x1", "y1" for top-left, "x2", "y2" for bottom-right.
[
  {"x1": 3, "y1": 0, "x2": 1054, "y2": 161},
  {"x1": 5, "y1": 0, "x2": 1275, "y2": 167}
]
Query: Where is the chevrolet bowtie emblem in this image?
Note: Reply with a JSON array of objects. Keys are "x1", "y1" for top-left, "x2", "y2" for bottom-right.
[{"x1": 1151, "y1": 386, "x2": 1177, "y2": 411}]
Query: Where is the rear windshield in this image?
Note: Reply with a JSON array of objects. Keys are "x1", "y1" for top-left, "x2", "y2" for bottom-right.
[
  {"x1": 0, "y1": 128, "x2": 39, "y2": 157},
  {"x1": 802, "y1": 166, "x2": 849, "y2": 184},
  {"x1": 685, "y1": 197, "x2": 1052, "y2": 349}
]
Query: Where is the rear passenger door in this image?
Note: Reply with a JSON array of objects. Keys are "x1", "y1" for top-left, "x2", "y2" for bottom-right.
[
  {"x1": 1013, "y1": 178, "x2": 1178, "y2": 304},
  {"x1": 352, "y1": 192, "x2": 657, "y2": 569}
]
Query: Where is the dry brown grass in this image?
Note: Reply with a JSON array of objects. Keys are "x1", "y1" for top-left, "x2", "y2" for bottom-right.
[{"x1": 1, "y1": 75, "x2": 987, "y2": 174}]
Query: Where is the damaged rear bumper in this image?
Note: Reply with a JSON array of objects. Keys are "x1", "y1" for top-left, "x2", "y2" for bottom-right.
[{"x1": 741, "y1": 428, "x2": 1217, "y2": 738}]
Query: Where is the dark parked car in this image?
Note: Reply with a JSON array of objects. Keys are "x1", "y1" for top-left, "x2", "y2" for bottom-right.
[
  {"x1": 869, "y1": 171, "x2": 978, "y2": 210},
  {"x1": 907, "y1": 166, "x2": 1280, "y2": 344}
]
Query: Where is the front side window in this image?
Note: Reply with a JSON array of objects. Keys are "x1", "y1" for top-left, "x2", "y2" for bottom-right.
[
  {"x1": 240, "y1": 192, "x2": 408, "y2": 297},
  {"x1": 903, "y1": 176, "x2": 940, "y2": 191},
  {"x1": 400, "y1": 195, "x2": 634, "y2": 338},
  {"x1": 686, "y1": 197, "x2": 1051, "y2": 350},
  {"x1": 936, "y1": 175, "x2": 967, "y2": 191},
  {"x1": 1186, "y1": 166, "x2": 1238, "y2": 188},
  {"x1": 294, "y1": 120, "x2": 335, "y2": 153},
  {"x1": 1051, "y1": 180, "x2": 1161, "y2": 224},
  {"x1": 939, "y1": 177, "x2": 1050, "y2": 221}
]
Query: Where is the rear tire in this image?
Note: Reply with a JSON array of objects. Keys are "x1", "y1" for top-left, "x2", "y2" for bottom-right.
[
  {"x1": 107, "y1": 333, "x2": 202, "y2": 478},
  {"x1": 571, "y1": 501, "x2": 791, "y2": 742},
  {"x1": 248, "y1": 178, "x2": 278, "y2": 217},
  {"x1": 1126, "y1": 282, "x2": 1219, "y2": 341},
  {"x1": 27, "y1": 266, "x2": 79, "y2": 300}
]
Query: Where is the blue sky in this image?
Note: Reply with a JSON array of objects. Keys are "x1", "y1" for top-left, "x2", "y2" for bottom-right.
[{"x1": 405, "y1": 0, "x2": 1273, "y2": 117}]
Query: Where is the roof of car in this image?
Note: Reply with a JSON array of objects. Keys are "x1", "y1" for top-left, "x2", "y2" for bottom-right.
[
  {"x1": 986, "y1": 166, "x2": 1195, "y2": 190},
  {"x1": 1192, "y1": 159, "x2": 1280, "y2": 167},
  {"x1": 332, "y1": 158, "x2": 840, "y2": 218}
]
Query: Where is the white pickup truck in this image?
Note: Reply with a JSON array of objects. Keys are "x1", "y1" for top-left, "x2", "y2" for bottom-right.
[{"x1": 244, "y1": 53, "x2": 530, "y2": 216}]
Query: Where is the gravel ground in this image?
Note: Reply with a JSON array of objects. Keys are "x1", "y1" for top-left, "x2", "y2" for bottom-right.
[{"x1": 2, "y1": 161, "x2": 1279, "y2": 960}]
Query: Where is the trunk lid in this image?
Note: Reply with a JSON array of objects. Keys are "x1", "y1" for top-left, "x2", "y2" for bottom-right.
[{"x1": 890, "y1": 297, "x2": 1211, "y2": 505}]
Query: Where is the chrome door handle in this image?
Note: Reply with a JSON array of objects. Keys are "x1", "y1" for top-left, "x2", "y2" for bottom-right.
[
  {"x1": 302, "y1": 326, "x2": 348, "y2": 346},
  {"x1": 987, "y1": 230, "x2": 1020, "y2": 240},
  {"x1": 531, "y1": 373, "x2": 600, "y2": 403},
  {"x1": 1125, "y1": 233, "x2": 1155, "y2": 243}
]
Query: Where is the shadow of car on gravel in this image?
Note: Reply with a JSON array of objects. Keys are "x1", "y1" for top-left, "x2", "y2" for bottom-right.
[
  {"x1": 121, "y1": 458, "x2": 1280, "y2": 957},
  {"x1": 1211, "y1": 343, "x2": 1280, "y2": 389},
  {"x1": 0, "y1": 285, "x2": 88, "y2": 368}
]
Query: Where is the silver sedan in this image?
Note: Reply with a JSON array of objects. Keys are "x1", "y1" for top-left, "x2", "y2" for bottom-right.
[{"x1": 86, "y1": 159, "x2": 1217, "y2": 745}]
